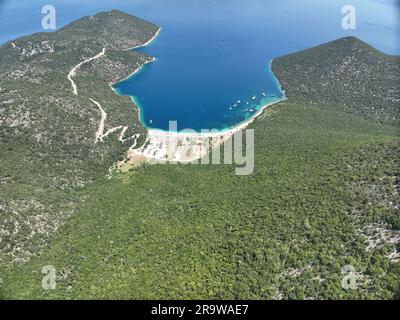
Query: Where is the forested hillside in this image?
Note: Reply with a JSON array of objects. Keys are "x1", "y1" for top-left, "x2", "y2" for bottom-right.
[
  {"x1": 0, "y1": 16, "x2": 398, "y2": 300},
  {"x1": 0, "y1": 10, "x2": 159, "y2": 264},
  {"x1": 272, "y1": 36, "x2": 400, "y2": 126}
]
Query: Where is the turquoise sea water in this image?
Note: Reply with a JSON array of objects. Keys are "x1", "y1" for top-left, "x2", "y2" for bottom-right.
[{"x1": 1, "y1": 0, "x2": 399, "y2": 131}]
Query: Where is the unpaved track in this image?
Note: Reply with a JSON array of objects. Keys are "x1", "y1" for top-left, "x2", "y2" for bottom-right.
[
  {"x1": 88, "y1": 98, "x2": 139, "y2": 143},
  {"x1": 68, "y1": 48, "x2": 106, "y2": 96},
  {"x1": 68, "y1": 48, "x2": 140, "y2": 144}
]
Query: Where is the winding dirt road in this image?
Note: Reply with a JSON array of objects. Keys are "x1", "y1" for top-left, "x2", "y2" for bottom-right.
[{"x1": 67, "y1": 48, "x2": 140, "y2": 145}]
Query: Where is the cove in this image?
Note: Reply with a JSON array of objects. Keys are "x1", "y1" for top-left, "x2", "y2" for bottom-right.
[
  {"x1": 113, "y1": 24, "x2": 286, "y2": 132},
  {"x1": 110, "y1": 0, "x2": 399, "y2": 132},
  {"x1": 2, "y1": 1, "x2": 397, "y2": 132}
]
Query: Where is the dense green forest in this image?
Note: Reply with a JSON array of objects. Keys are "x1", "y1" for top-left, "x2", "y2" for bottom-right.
[
  {"x1": 0, "y1": 10, "x2": 158, "y2": 265},
  {"x1": 0, "y1": 13, "x2": 399, "y2": 299},
  {"x1": 272, "y1": 36, "x2": 400, "y2": 126},
  {"x1": 2, "y1": 99, "x2": 399, "y2": 299}
]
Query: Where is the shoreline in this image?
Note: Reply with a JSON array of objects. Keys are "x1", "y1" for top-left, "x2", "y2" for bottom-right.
[
  {"x1": 112, "y1": 27, "x2": 287, "y2": 138},
  {"x1": 114, "y1": 59, "x2": 287, "y2": 137},
  {"x1": 146, "y1": 97, "x2": 286, "y2": 138},
  {"x1": 110, "y1": 31, "x2": 287, "y2": 164},
  {"x1": 110, "y1": 56, "x2": 156, "y2": 88},
  {"x1": 138, "y1": 58, "x2": 287, "y2": 136},
  {"x1": 125, "y1": 27, "x2": 162, "y2": 51},
  {"x1": 109, "y1": 27, "x2": 162, "y2": 118},
  {"x1": 121, "y1": 97, "x2": 286, "y2": 165}
]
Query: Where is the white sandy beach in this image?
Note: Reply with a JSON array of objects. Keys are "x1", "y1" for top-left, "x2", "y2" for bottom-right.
[
  {"x1": 111, "y1": 27, "x2": 287, "y2": 167},
  {"x1": 121, "y1": 99, "x2": 285, "y2": 166}
]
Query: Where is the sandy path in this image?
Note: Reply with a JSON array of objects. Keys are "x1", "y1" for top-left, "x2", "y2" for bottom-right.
[
  {"x1": 67, "y1": 28, "x2": 162, "y2": 149},
  {"x1": 68, "y1": 48, "x2": 106, "y2": 95},
  {"x1": 67, "y1": 48, "x2": 139, "y2": 144},
  {"x1": 88, "y1": 98, "x2": 139, "y2": 143}
]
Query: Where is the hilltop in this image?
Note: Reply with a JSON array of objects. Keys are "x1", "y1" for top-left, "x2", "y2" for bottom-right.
[
  {"x1": 272, "y1": 36, "x2": 400, "y2": 125},
  {"x1": 0, "y1": 10, "x2": 160, "y2": 263}
]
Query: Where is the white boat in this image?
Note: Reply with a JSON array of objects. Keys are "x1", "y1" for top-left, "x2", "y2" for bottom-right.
[
  {"x1": 252, "y1": 96, "x2": 256, "y2": 100},
  {"x1": 261, "y1": 92, "x2": 266, "y2": 96}
]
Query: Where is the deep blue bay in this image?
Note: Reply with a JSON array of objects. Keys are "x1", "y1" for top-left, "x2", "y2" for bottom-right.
[
  {"x1": 1, "y1": 0, "x2": 399, "y2": 131},
  {"x1": 113, "y1": 20, "x2": 286, "y2": 131}
]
